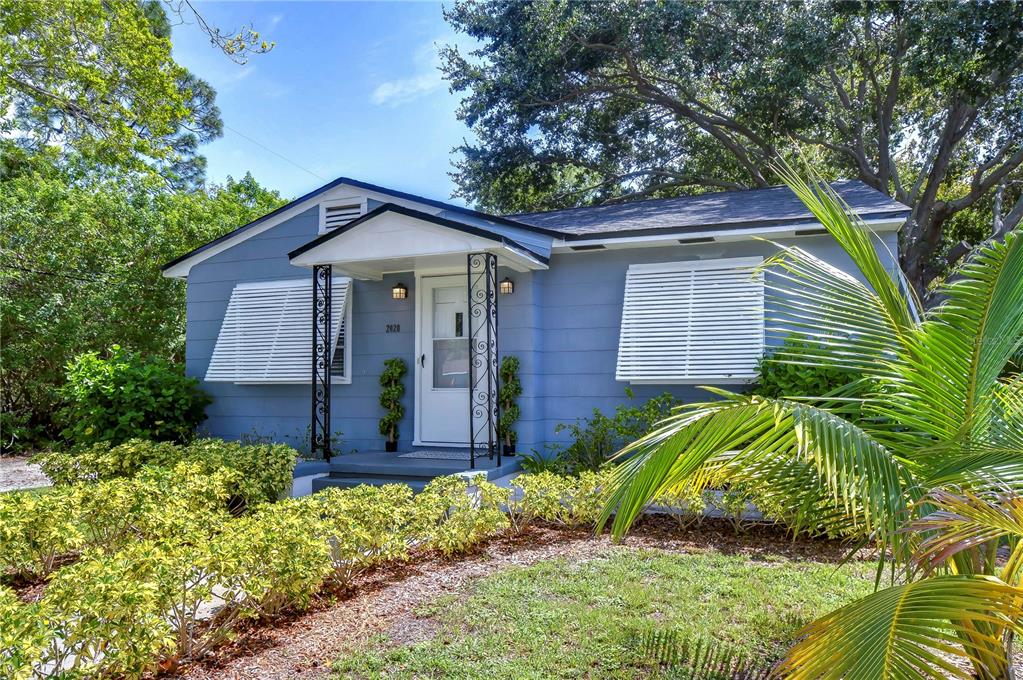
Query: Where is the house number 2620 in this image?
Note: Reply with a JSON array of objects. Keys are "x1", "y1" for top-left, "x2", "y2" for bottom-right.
[{"x1": 385, "y1": 324, "x2": 400, "y2": 333}]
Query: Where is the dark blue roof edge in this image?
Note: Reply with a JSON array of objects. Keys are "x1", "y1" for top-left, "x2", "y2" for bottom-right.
[
  {"x1": 162, "y1": 176, "x2": 558, "y2": 273},
  {"x1": 557, "y1": 209, "x2": 911, "y2": 241},
  {"x1": 287, "y1": 203, "x2": 550, "y2": 265}
]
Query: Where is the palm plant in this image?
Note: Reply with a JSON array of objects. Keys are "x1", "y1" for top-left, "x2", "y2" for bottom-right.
[{"x1": 601, "y1": 161, "x2": 1023, "y2": 678}]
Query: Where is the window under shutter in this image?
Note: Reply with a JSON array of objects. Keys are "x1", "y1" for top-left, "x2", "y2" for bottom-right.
[
  {"x1": 616, "y1": 257, "x2": 764, "y2": 383},
  {"x1": 206, "y1": 277, "x2": 352, "y2": 383}
]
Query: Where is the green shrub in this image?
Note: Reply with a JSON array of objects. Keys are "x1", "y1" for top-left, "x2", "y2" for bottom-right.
[
  {"x1": 553, "y1": 389, "x2": 680, "y2": 472},
  {"x1": 304, "y1": 484, "x2": 417, "y2": 584},
  {"x1": 415, "y1": 475, "x2": 510, "y2": 556},
  {"x1": 497, "y1": 355, "x2": 522, "y2": 448},
  {"x1": 75, "y1": 463, "x2": 235, "y2": 551},
  {"x1": 42, "y1": 543, "x2": 176, "y2": 678},
  {"x1": 0, "y1": 489, "x2": 84, "y2": 579},
  {"x1": 510, "y1": 471, "x2": 614, "y2": 530},
  {"x1": 35, "y1": 437, "x2": 297, "y2": 509},
  {"x1": 378, "y1": 357, "x2": 407, "y2": 445},
  {"x1": 58, "y1": 345, "x2": 211, "y2": 446},
  {"x1": 183, "y1": 438, "x2": 296, "y2": 509},
  {"x1": 653, "y1": 484, "x2": 708, "y2": 529},
  {"x1": 0, "y1": 587, "x2": 50, "y2": 679},
  {"x1": 753, "y1": 334, "x2": 859, "y2": 399},
  {"x1": 35, "y1": 438, "x2": 183, "y2": 484},
  {"x1": 210, "y1": 502, "x2": 332, "y2": 619}
]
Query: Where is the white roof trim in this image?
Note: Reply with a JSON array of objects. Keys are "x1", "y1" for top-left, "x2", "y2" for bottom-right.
[
  {"x1": 290, "y1": 211, "x2": 547, "y2": 278},
  {"x1": 162, "y1": 183, "x2": 450, "y2": 280},
  {"x1": 550, "y1": 217, "x2": 903, "y2": 253}
]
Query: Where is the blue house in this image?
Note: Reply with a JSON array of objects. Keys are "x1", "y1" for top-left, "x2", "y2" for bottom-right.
[{"x1": 163, "y1": 178, "x2": 908, "y2": 487}]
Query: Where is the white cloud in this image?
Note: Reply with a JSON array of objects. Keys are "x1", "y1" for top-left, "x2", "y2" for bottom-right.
[{"x1": 371, "y1": 38, "x2": 447, "y2": 107}]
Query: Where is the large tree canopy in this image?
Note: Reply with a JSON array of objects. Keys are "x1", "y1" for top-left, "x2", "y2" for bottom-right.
[
  {"x1": 0, "y1": 145, "x2": 286, "y2": 451},
  {"x1": 1, "y1": 0, "x2": 271, "y2": 187},
  {"x1": 442, "y1": 0, "x2": 1023, "y2": 295}
]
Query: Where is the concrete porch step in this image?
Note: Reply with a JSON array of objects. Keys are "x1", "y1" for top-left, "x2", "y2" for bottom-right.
[
  {"x1": 312, "y1": 475, "x2": 431, "y2": 494},
  {"x1": 327, "y1": 451, "x2": 520, "y2": 480}
]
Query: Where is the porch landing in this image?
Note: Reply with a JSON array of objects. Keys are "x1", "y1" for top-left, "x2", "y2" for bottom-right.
[{"x1": 311, "y1": 451, "x2": 521, "y2": 494}]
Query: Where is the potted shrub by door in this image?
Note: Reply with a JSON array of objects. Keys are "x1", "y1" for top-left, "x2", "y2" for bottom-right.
[
  {"x1": 497, "y1": 355, "x2": 521, "y2": 455},
  {"x1": 378, "y1": 357, "x2": 407, "y2": 452}
]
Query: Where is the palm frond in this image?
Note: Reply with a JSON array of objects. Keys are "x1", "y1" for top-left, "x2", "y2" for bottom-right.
[
  {"x1": 762, "y1": 244, "x2": 908, "y2": 378},
  {"x1": 604, "y1": 394, "x2": 913, "y2": 554},
  {"x1": 773, "y1": 157, "x2": 918, "y2": 330},
  {"x1": 637, "y1": 628, "x2": 775, "y2": 679},
  {"x1": 910, "y1": 488, "x2": 1023, "y2": 582},
  {"x1": 777, "y1": 576, "x2": 1023, "y2": 680},
  {"x1": 878, "y1": 231, "x2": 1023, "y2": 447}
]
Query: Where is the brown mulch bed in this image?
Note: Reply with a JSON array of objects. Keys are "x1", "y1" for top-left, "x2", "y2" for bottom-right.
[{"x1": 179, "y1": 517, "x2": 862, "y2": 680}]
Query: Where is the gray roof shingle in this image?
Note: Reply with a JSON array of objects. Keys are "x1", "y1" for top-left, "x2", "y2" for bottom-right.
[{"x1": 507, "y1": 180, "x2": 910, "y2": 238}]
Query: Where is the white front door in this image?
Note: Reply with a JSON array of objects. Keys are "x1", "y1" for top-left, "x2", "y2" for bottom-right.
[{"x1": 417, "y1": 275, "x2": 470, "y2": 445}]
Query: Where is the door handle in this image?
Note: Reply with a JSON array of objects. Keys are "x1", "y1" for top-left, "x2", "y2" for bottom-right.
[{"x1": 419, "y1": 353, "x2": 426, "y2": 367}]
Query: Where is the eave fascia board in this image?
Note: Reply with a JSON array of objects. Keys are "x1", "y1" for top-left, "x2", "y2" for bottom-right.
[
  {"x1": 162, "y1": 177, "x2": 552, "y2": 279},
  {"x1": 288, "y1": 203, "x2": 549, "y2": 267},
  {"x1": 549, "y1": 216, "x2": 906, "y2": 253}
]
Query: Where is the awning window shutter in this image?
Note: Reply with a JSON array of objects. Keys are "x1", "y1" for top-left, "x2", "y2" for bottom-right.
[
  {"x1": 616, "y1": 257, "x2": 764, "y2": 383},
  {"x1": 206, "y1": 277, "x2": 351, "y2": 383}
]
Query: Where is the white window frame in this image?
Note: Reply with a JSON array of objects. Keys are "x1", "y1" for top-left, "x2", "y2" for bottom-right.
[
  {"x1": 330, "y1": 291, "x2": 353, "y2": 384},
  {"x1": 319, "y1": 196, "x2": 368, "y2": 234},
  {"x1": 616, "y1": 256, "x2": 765, "y2": 384},
  {"x1": 206, "y1": 277, "x2": 353, "y2": 385}
]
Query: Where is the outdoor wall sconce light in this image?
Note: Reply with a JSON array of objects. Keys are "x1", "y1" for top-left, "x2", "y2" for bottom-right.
[
  {"x1": 499, "y1": 277, "x2": 514, "y2": 295},
  {"x1": 392, "y1": 282, "x2": 408, "y2": 300}
]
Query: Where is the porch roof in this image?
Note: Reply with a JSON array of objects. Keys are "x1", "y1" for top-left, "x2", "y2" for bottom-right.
[{"x1": 288, "y1": 203, "x2": 549, "y2": 279}]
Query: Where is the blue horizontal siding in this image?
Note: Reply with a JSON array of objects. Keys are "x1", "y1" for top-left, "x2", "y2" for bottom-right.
[{"x1": 185, "y1": 202, "x2": 900, "y2": 456}]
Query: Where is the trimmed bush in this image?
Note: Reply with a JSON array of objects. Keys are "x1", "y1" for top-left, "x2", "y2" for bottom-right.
[
  {"x1": 509, "y1": 470, "x2": 615, "y2": 531},
  {"x1": 415, "y1": 475, "x2": 510, "y2": 556},
  {"x1": 0, "y1": 587, "x2": 50, "y2": 680},
  {"x1": 35, "y1": 437, "x2": 298, "y2": 509},
  {"x1": 0, "y1": 489, "x2": 84, "y2": 579},
  {"x1": 59, "y1": 345, "x2": 211, "y2": 446},
  {"x1": 42, "y1": 543, "x2": 176, "y2": 678},
  {"x1": 653, "y1": 484, "x2": 708, "y2": 529},
  {"x1": 303, "y1": 484, "x2": 418, "y2": 584},
  {"x1": 209, "y1": 502, "x2": 333, "y2": 619},
  {"x1": 753, "y1": 334, "x2": 860, "y2": 400}
]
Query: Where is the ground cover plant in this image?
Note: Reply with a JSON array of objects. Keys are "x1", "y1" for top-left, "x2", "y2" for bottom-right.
[{"x1": 604, "y1": 164, "x2": 1023, "y2": 678}]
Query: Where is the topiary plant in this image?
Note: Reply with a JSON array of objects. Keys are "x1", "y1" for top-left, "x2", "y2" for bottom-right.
[
  {"x1": 378, "y1": 357, "x2": 407, "y2": 452},
  {"x1": 497, "y1": 355, "x2": 522, "y2": 453}
]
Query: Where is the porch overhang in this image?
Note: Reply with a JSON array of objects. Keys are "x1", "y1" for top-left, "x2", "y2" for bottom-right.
[{"x1": 288, "y1": 203, "x2": 548, "y2": 279}]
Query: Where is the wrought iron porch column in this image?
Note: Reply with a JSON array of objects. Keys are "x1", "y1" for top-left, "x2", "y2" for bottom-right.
[
  {"x1": 467, "y1": 252, "x2": 499, "y2": 470},
  {"x1": 311, "y1": 264, "x2": 332, "y2": 460}
]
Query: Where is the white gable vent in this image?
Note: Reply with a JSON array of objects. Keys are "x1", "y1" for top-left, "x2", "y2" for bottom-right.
[
  {"x1": 616, "y1": 257, "x2": 764, "y2": 384},
  {"x1": 207, "y1": 277, "x2": 352, "y2": 383},
  {"x1": 320, "y1": 198, "x2": 367, "y2": 232}
]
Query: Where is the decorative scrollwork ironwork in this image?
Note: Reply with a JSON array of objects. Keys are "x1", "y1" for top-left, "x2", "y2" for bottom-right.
[
  {"x1": 311, "y1": 264, "x2": 332, "y2": 460},
  {"x1": 467, "y1": 252, "x2": 499, "y2": 469}
]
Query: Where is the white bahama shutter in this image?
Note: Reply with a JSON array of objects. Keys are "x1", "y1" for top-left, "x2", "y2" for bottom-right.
[
  {"x1": 616, "y1": 257, "x2": 764, "y2": 383},
  {"x1": 206, "y1": 277, "x2": 352, "y2": 383}
]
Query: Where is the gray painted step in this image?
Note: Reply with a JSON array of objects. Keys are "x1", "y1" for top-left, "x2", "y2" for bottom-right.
[{"x1": 312, "y1": 476, "x2": 431, "y2": 493}]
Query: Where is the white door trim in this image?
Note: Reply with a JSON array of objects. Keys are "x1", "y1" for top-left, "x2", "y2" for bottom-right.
[{"x1": 413, "y1": 269, "x2": 470, "y2": 447}]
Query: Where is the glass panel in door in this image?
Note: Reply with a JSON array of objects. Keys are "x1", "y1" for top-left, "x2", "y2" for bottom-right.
[{"x1": 431, "y1": 286, "x2": 469, "y2": 389}]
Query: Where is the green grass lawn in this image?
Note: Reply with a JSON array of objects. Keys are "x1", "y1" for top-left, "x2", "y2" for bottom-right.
[{"x1": 332, "y1": 547, "x2": 875, "y2": 679}]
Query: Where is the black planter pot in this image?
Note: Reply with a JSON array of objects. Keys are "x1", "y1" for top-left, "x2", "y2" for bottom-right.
[
  {"x1": 384, "y1": 441, "x2": 398, "y2": 453},
  {"x1": 502, "y1": 444, "x2": 516, "y2": 456}
]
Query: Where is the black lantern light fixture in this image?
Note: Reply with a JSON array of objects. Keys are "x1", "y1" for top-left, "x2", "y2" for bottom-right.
[
  {"x1": 499, "y1": 277, "x2": 514, "y2": 295},
  {"x1": 391, "y1": 282, "x2": 408, "y2": 300}
]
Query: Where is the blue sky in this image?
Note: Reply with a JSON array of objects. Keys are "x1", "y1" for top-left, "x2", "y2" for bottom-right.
[{"x1": 172, "y1": 2, "x2": 476, "y2": 204}]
